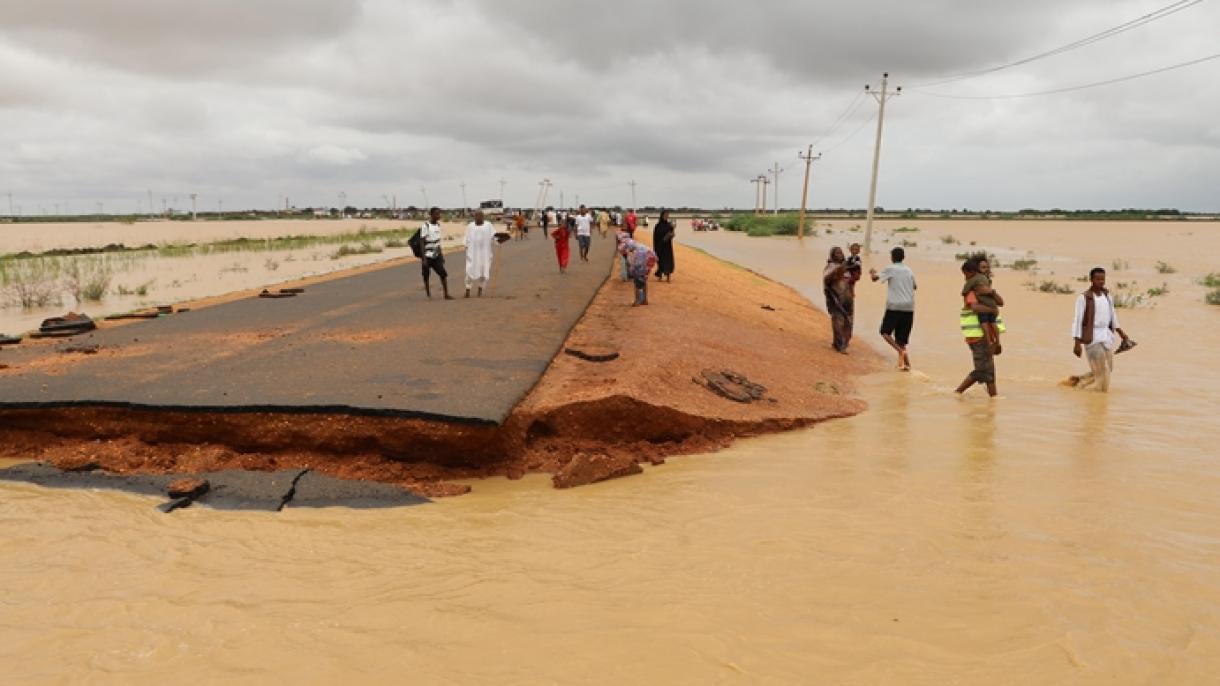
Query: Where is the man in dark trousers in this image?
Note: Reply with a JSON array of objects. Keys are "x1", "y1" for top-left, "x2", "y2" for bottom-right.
[{"x1": 420, "y1": 207, "x2": 453, "y2": 300}]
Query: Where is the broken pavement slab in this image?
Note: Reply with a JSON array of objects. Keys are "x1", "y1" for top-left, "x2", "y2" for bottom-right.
[{"x1": 0, "y1": 463, "x2": 430, "y2": 512}]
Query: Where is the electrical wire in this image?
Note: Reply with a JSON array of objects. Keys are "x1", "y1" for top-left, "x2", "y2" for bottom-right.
[
  {"x1": 914, "y1": 50, "x2": 1220, "y2": 99},
  {"x1": 910, "y1": 0, "x2": 1205, "y2": 88},
  {"x1": 822, "y1": 110, "x2": 878, "y2": 155},
  {"x1": 809, "y1": 91, "x2": 866, "y2": 148}
]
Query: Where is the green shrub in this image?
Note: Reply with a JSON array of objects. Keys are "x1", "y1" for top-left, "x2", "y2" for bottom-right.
[
  {"x1": 1011, "y1": 258, "x2": 1038, "y2": 271},
  {"x1": 1206, "y1": 288, "x2": 1220, "y2": 305},
  {"x1": 1155, "y1": 261, "x2": 1176, "y2": 274},
  {"x1": 1025, "y1": 280, "x2": 1073, "y2": 294},
  {"x1": 940, "y1": 234, "x2": 960, "y2": 245},
  {"x1": 1199, "y1": 273, "x2": 1220, "y2": 288},
  {"x1": 724, "y1": 213, "x2": 801, "y2": 237},
  {"x1": 892, "y1": 226, "x2": 919, "y2": 233}
]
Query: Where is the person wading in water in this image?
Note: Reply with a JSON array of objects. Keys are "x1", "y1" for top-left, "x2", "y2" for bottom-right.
[{"x1": 1069, "y1": 266, "x2": 1134, "y2": 392}]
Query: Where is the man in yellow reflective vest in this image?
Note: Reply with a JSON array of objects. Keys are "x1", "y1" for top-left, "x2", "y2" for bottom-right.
[{"x1": 955, "y1": 258, "x2": 1000, "y2": 397}]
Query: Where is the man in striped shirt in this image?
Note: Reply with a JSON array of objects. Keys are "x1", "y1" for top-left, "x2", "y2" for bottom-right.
[{"x1": 421, "y1": 207, "x2": 453, "y2": 300}]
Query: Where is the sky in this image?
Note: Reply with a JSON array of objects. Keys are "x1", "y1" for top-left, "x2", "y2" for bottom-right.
[{"x1": 1, "y1": 0, "x2": 1217, "y2": 214}]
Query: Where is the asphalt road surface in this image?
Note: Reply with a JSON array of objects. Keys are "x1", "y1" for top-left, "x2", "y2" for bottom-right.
[{"x1": 0, "y1": 232, "x2": 614, "y2": 424}]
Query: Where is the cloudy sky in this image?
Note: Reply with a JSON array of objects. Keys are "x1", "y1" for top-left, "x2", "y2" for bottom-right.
[{"x1": 1, "y1": 0, "x2": 1217, "y2": 214}]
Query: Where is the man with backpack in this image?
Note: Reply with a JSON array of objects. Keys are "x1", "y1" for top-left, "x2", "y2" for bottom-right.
[{"x1": 415, "y1": 207, "x2": 453, "y2": 300}]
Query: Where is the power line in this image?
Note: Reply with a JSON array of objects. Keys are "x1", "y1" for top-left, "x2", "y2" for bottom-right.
[
  {"x1": 910, "y1": 0, "x2": 1205, "y2": 88},
  {"x1": 809, "y1": 91, "x2": 866, "y2": 148},
  {"x1": 822, "y1": 111, "x2": 877, "y2": 154},
  {"x1": 914, "y1": 50, "x2": 1220, "y2": 99}
]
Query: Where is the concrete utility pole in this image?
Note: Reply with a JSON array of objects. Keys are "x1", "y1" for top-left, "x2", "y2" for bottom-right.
[
  {"x1": 751, "y1": 175, "x2": 767, "y2": 214},
  {"x1": 420, "y1": 187, "x2": 429, "y2": 209},
  {"x1": 863, "y1": 72, "x2": 901, "y2": 253},
  {"x1": 760, "y1": 175, "x2": 770, "y2": 214},
  {"x1": 190, "y1": 193, "x2": 198, "y2": 220},
  {"x1": 769, "y1": 162, "x2": 783, "y2": 215},
  {"x1": 460, "y1": 182, "x2": 468, "y2": 215},
  {"x1": 338, "y1": 191, "x2": 346, "y2": 217},
  {"x1": 797, "y1": 146, "x2": 822, "y2": 242},
  {"x1": 148, "y1": 189, "x2": 154, "y2": 218},
  {"x1": 628, "y1": 179, "x2": 637, "y2": 212},
  {"x1": 499, "y1": 178, "x2": 507, "y2": 201},
  {"x1": 537, "y1": 178, "x2": 553, "y2": 214}
]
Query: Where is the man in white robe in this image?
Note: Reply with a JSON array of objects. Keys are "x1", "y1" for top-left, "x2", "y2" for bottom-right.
[
  {"x1": 463, "y1": 210, "x2": 495, "y2": 297},
  {"x1": 1070, "y1": 266, "x2": 1133, "y2": 392}
]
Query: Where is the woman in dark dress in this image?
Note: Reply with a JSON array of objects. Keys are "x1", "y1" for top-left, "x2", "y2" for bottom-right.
[
  {"x1": 652, "y1": 209, "x2": 676, "y2": 282},
  {"x1": 823, "y1": 246, "x2": 853, "y2": 353}
]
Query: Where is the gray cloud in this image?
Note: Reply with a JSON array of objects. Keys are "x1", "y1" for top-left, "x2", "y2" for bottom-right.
[{"x1": 1, "y1": 0, "x2": 1217, "y2": 212}]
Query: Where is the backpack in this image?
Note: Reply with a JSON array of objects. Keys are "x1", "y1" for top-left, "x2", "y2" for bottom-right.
[{"x1": 408, "y1": 228, "x2": 424, "y2": 258}]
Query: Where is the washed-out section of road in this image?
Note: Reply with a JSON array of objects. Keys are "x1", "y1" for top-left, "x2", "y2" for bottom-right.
[{"x1": 0, "y1": 235, "x2": 612, "y2": 424}]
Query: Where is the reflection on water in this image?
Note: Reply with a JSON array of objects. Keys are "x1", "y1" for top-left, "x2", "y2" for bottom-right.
[{"x1": 2, "y1": 221, "x2": 1219, "y2": 683}]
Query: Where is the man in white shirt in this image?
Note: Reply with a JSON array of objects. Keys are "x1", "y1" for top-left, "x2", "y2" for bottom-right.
[
  {"x1": 419, "y1": 207, "x2": 453, "y2": 300},
  {"x1": 869, "y1": 246, "x2": 917, "y2": 370},
  {"x1": 1069, "y1": 266, "x2": 1133, "y2": 392},
  {"x1": 574, "y1": 205, "x2": 593, "y2": 262},
  {"x1": 463, "y1": 210, "x2": 495, "y2": 298}
]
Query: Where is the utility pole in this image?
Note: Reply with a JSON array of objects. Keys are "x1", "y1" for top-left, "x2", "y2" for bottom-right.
[
  {"x1": 769, "y1": 162, "x2": 783, "y2": 215},
  {"x1": 751, "y1": 176, "x2": 765, "y2": 214},
  {"x1": 190, "y1": 193, "x2": 198, "y2": 220},
  {"x1": 420, "y1": 187, "x2": 429, "y2": 209},
  {"x1": 499, "y1": 177, "x2": 507, "y2": 201},
  {"x1": 148, "y1": 189, "x2": 154, "y2": 218},
  {"x1": 459, "y1": 182, "x2": 468, "y2": 215},
  {"x1": 628, "y1": 179, "x2": 637, "y2": 211},
  {"x1": 338, "y1": 191, "x2": 346, "y2": 218},
  {"x1": 864, "y1": 71, "x2": 901, "y2": 253},
  {"x1": 797, "y1": 146, "x2": 822, "y2": 242},
  {"x1": 759, "y1": 175, "x2": 770, "y2": 214}
]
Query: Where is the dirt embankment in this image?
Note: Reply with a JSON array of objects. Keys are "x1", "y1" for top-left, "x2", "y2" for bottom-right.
[{"x1": 0, "y1": 244, "x2": 880, "y2": 496}]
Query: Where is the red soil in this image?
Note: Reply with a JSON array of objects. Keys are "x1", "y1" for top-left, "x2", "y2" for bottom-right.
[{"x1": 0, "y1": 244, "x2": 880, "y2": 496}]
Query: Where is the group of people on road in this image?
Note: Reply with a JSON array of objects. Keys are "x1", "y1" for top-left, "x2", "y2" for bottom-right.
[
  {"x1": 825, "y1": 244, "x2": 1135, "y2": 395},
  {"x1": 418, "y1": 205, "x2": 676, "y2": 309}
]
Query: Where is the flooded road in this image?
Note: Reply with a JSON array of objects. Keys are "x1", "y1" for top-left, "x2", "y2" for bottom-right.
[{"x1": 2, "y1": 220, "x2": 1219, "y2": 683}]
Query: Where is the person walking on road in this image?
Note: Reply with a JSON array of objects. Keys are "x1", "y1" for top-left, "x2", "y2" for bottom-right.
[
  {"x1": 463, "y1": 210, "x2": 495, "y2": 297},
  {"x1": 625, "y1": 209, "x2": 638, "y2": 237},
  {"x1": 419, "y1": 207, "x2": 453, "y2": 300},
  {"x1": 596, "y1": 208, "x2": 610, "y2": 238},
  {"x1": 823, "y1": 246, "x2": 854, "y2": 353},
  {"x1": 552, "y1": 214, "x2": 571, "y2": 273},
  {"x1": 1068, "y1": 266, "x2": 1134, "y2": 392},
  {"x1": 574, "y1": 205, "x2": 593, "y2": 262},
  {"x1": 869, "y1": 246, "x2": 916, "y2": 370},
  {"x1": 652, "y1": 209, "x2": 676, "y2": 282}
]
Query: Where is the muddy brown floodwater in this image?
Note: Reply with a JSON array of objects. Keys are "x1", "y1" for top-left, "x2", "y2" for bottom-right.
[{"x1": 2, "y1": 219, "x2": 1219, "y2": 683}]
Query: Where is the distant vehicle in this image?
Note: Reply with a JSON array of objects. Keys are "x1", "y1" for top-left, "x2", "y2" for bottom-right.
[{"x1": 479, "y1": 199, "x2": 504, "y2": 218}]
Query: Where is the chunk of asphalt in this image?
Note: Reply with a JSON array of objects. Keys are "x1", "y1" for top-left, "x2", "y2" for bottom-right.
[
  {"x1": 0, "y1": 462, "x2": 174, "y2": 497},
  {"x1": 286, "y1": 471, "x2": 430, "y2": 509},
  {"x1": 158, "y1": 496, "x2": 194, "y2": 514},
  {"x1": 191, "y1": 469, "x2": 308, "y2": 512}
]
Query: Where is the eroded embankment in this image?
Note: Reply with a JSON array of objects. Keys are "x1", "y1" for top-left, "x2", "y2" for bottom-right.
[{"x1": 0, "y1": 243, "x2": 881, "y2": 496}]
